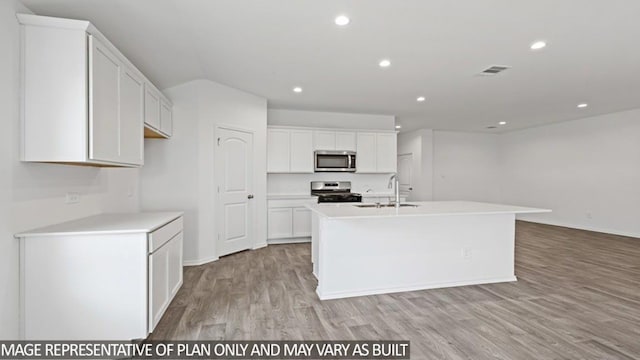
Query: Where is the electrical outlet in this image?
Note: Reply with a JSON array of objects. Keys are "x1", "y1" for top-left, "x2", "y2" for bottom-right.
[
  {"x1": 586, "y1": 212, "x2": 593, "y2": 220},
  {"x1": 65, "y1": 192, "x2": 80, "y2": 204},
  {"x1": 462, "y1": 248, "x2": 472, "y2": 259}
]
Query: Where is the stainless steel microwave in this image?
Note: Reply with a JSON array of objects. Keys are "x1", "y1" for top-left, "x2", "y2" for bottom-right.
[{"x1": 314, "y1": 151, "x2": 357, "y2": 172}]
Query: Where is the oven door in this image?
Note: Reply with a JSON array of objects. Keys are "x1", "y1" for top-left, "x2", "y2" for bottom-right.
[{"x1": 314, "y1": 151, "x2": 356, "y2": 172}]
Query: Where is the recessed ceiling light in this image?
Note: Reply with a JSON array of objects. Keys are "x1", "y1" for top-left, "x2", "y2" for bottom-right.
[
  {"x1": 293, "y1": 87, "x2": 303, "y2": 93},
  {"x1": 334, "y1": 15, "x2": 350, "y2": 26},
  {"x1": 577, "y1": 103, "x2": 588, "y2": 108},
  {"x1": 395, "y1": 125, "x2": 402, "y2": 129},
  {"x1": 530, "y1": 41, "x2": 547, "y2": 50},
  {"x1": 379, "y1": 59, "x2": 391, "y2": 68},
  {"x1": 416, "y1": 96, "x2": 426, "y2": 102},
  {"x1": 499, "y1": 121, "x2": 507, "y2": 125}
]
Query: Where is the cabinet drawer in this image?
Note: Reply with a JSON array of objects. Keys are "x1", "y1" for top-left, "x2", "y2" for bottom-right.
[{"x1": 149, "y1": 217, "x2": 183, "y2": 253}]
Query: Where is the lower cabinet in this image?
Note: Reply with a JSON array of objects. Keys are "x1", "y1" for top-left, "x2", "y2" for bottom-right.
[
  {"x1": 149, "y1": 231, "x2": 183, "y2": 331},
  {"x1": 292, "y1": 208, "x2": 312, "y2": 237},
  {"x1": 268, "y1": 199, "x2": 315, "y2": 241},
  {"x1": 17, "y1": 213, "x2": 184, "y2": 340}
]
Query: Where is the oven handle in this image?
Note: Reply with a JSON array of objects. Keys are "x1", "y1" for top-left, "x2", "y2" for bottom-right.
[{"x1": 348, "y1": 155, "x2": 352, "y2": 169}]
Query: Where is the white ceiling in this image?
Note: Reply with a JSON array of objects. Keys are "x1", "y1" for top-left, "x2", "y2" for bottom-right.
[{"x1": 20, "y1": 0, "x2": 640, "y2": 132}]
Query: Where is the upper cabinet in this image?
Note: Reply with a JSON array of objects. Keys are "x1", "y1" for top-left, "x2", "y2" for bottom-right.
[
  {"x1": 18, "y1": 14, "x2": 172, "y2": 167},
  {"x1": 356, "y1": 132, "x2": 397, "y2": 173},
  {"x1": 267, "y1": 128, "x2": 313, "y2": 173},
  {"x1": 268, "y1": 126, "x2": 396, "y2": 174},
  {"x1": 144, "y1": 83, "x2": 173, "y2": 139},
  {"x1": 313, "y1": 130, "x2": 356, "y2": 151}
]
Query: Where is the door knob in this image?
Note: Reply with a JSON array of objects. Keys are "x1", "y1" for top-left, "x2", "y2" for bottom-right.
[{"x1": 247, "y1": 194, "x2": 254, "y2": 199}]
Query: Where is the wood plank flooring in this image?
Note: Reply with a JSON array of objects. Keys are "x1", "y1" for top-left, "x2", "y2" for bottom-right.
[{"x1": 149, "y1": 221, "x2": 640, "y2": 360}]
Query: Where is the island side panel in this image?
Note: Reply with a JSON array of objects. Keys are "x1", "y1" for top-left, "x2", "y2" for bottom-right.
[
  {"x1": 22, "y1": 233, "x2": 148, "y2": 340},
  {"x1": 311, "y1": 213, "x2": 320, "y2": 278},
  {"x1": 316, "y1": 213, "x2": 516, "y2": 300}
]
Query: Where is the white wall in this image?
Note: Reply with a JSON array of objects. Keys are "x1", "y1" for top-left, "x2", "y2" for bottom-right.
[
  {"x1": 141, "y1": 79, "x2": 268, "y2": 265},
  {"x1": 500, "y1": 109, "x2": 640, "y2": 238},
  {"x1": 397, "y1": 129, "x2": 433, "y2": 201},
  {"x1": 1, "y1": 0, "x2": 140, "y2": 339},
  {"x1": 432, "y1": 131, "x2": 501, "y2": 202},
  {"x1": 268, "y1": 109, "x2": 395, "y2": 130}
]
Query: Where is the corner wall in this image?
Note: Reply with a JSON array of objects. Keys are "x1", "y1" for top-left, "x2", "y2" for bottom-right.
[{"x1": 140, "y1": 79, "x2": 268, "y2": 265}]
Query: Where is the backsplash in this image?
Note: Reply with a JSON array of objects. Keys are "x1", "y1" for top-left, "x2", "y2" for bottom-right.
[{"x1": 268, "y1": 173, "x2": 393, "y2": 195}]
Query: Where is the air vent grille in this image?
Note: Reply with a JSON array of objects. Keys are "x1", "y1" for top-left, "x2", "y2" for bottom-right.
[{"x1": 478, "y1": 65, "x2": 511, "y2": 76}]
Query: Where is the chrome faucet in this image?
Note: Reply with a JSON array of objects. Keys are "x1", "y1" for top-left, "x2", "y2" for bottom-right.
[{"x1": 388, "y1": 174, "x2": 401, "y2": 208}]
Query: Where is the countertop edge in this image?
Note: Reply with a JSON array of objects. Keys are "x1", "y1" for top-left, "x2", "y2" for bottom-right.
[{"x1": 15, "y1": 212, "x2": 184, "y2": 238}]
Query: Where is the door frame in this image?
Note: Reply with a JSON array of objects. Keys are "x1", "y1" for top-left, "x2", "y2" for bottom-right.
[{"x1": 214, "y1": 124, "x2": 256, "y2": 257}]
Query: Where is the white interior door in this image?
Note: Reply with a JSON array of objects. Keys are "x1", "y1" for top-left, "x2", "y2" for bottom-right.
[
  {"x1": 398, "y1": 153, "x2": 413, "y2": 197},
  {"x1": 216, "y1": 127, "x2": 254, "y2": 257}
]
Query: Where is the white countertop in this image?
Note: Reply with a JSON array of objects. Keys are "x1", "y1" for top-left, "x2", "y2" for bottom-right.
[
  {"x1": 267, "y1": 194, "x2": 315, "y2": 200},
  {"x1": 306, "y1": 201, "x2": 550, "y2": 219},
  {"x1": 15, "y1": 212, "x2": 184, "y2": 237},
  {"x1": 267, "y1": 192, "x2": 401, "y2": 200}
]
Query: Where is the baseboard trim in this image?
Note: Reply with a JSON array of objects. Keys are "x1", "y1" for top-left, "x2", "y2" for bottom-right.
[
  {"x1": 253, "y1": 242, "x2": 268, "y2": 250},
  {"x1": 517, "y1": 219, "x2": 640, "y2": 239},
  {"x1": 183, "y1": 255, "x2": 219, "y2": 267},
  {"x1": 317, "y1": 276, "x2": 517, "y2": 300},
  {"x1": 267, "y1": 237, "x2": 311, "y2": 245}
]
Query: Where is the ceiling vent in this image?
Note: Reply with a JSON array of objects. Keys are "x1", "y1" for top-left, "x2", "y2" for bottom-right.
[{"x1": 478, "y1": 65, "x2": 510, "y2": 76}]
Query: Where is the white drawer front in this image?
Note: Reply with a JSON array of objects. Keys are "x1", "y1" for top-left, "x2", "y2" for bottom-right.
[{"x1": 149, "y1": 217, "x2": 183, "y2": 253}]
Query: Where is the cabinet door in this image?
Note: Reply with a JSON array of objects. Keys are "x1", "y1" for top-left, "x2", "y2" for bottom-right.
[
  {"x1": 119, "y1": 67, "x2": 144, "y2": 165},
  {"x1": 314, "y1": 131, "x2": 336, "y2": 150},
  {"x1": 356, "y1": 132, "x2": 377, "y2": 173},
  {"x1": 335, "y1": 131, "x2": 356, "y2": 151},
  {"x1": 290, "y1": 130, "x2": 314, "y2": 173},
  {"x1": 267, "y1": 208, "x2": 293, "y2": 239},
  {"x1": 144, "y1": 85, "x2": 161, "y2": 130},
  {"x1": 89, "y1": 36, "x2": 120, "y2": 162},
  {"x1": 376, "y1": 133, "x2": 397, "y2": 173},
  {"x1": 292, "y1": 208, "x2": 312, "y2": 237},
  {"x1": 167, "y1": 233, "x2": 183, "y2": 298},
  {"x1": 160, "y1": 99, "x2": 173, "y2": 137},
  {"x1": 267, "y1": 129, "x2": 290, "y2": 172},
  {"x1": 149, "y1": 243, "x2": 169, "y2": 331}
]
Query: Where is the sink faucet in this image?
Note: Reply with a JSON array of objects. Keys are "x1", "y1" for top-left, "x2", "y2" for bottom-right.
[{"x1": 388, "y1": 174, "x2": 400, "y2": 208}]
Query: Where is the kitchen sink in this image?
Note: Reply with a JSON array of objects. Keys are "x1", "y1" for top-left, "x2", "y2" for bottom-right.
[{"x1": 355, "y1": 203, "x2": 419, "y2": 208}]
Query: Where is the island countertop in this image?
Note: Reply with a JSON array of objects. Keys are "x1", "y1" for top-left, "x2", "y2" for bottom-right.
[
  {"x1": 15, "y1": 212, "x2": 184, "y2": 238},
  {"x1": 306, "y1": 201, "x2": 550, "y2": 219}
]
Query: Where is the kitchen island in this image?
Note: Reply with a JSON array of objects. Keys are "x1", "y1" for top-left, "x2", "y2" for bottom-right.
[{"x1": 307, "y1": 201, "x2": 550, "y2": 300}]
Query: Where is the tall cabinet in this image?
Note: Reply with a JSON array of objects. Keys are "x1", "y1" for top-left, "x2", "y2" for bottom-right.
[{"x1": 18, "y1": 14, "x2": 173, "y2": 167}]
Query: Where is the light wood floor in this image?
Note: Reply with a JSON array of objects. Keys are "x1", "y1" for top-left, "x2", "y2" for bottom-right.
[{"x1": 149, "y1": 221, "x2": 640, "y2": 360}]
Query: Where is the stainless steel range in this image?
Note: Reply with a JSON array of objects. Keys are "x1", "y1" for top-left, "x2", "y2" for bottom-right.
[{"x1": 311, "y1": 181, "x2": 362, "y2": 203}]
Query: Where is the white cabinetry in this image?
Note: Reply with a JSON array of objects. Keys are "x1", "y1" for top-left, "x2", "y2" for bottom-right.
[
  {"x1": 19, "y1": 14, "x2": 171, "y2": 166},
  {"x1": 144, "y1": 84, "x2": 173, "y2": 139},
  {"x1": 267, "y1": 128, "x2": 313, "y2": 173},
  {"x1": 148, "y1": 218, "x2": 183, "y2": 330},
  {"x1": 356, "y1": 132, "x2": 397, "y2": 173},
  {"x1": 267, "y1": 208, "x2": 293, "y2": 239},
  {"x1": 267, "y1": 126, "x2": 395, "y2": 174},
  {"x1": 293, "y1": 208, "x2": 312, "y2": 237},
  {"x1": 17, "y1": 213, "x2": 184, "y2": 340},
  {"x1": 267, "y1": 199, "x2": 315, "y2": 242},
  {"x1": 313, "y1": 130, "x2": 356, "y2": 151}
]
